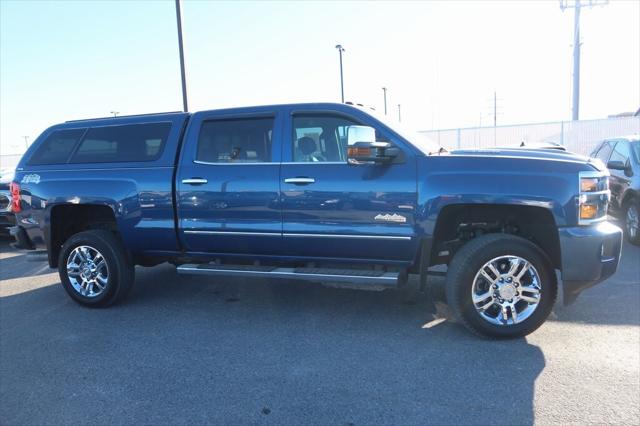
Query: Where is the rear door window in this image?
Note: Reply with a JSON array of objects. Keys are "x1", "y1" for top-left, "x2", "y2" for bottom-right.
[
  {"x1": 27, "y1": 128, "x2": 86, "y2": 165},
  {"x1": 196, "y1": 117, "x2": 274, "y2": 163},
  {"x1": 70, "y1": 122, "x2": 172, "y2": 163}
]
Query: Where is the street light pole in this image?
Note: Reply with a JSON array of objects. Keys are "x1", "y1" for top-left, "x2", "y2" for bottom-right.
[
  {"x1": 110, "y1": 111, "x2": 119, "y2": 118},
  {"x1": 175, "y1": 0, "x2": 189, "y2": 112},
  {"x1": 397, "y1": 104, "x2": 401, "y2": 122},
  {"x1": 335, "y1": 45, "x2": 345, "y2": 103},
  {"x1": 22, "y1": 136, "x2": 29, "y2": 149},
  {"x1": 382, "y1": 87, "x2": 387, "y2": 115}
]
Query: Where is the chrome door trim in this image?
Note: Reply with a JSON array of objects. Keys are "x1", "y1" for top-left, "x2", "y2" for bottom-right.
[
  {"x1": 184, "y1": 230, "x2": 281, "y2": 236},
  {"x1": 193, "y1": 160, "x2": 276, "y2": 166},
  {"x1": 284, "y1": 177, "x2": 316, "y2": 184},
  {"x1": 283, "y1": 233, "x2": 411, "y2": 240},
  {"x1": 181, "y1": 178, "x2": 208, "y2": 185},
  {"x1": 183, "y1": 230, "x2": 411, "y2": 240}
]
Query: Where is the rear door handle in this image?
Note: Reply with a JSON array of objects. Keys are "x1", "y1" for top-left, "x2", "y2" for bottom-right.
[
  {"x1": 182, "y1": 178, "x2": 208, "y2": 185},
  {"x1": 284, "y1": 177, "x2": 315, "y2": 185}
]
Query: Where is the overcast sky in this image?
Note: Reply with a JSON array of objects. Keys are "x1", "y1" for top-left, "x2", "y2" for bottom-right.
[{"x1": 1, "y1": 0, "x2": 639, "y2": 155}]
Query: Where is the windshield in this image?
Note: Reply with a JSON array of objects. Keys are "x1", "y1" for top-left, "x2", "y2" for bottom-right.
[
  {"x1": 362, "y1": 107, "x2": 443, "y2": 155},
  {"x1": 632, "y1": 141, "x2": 640, "y2": 164}
]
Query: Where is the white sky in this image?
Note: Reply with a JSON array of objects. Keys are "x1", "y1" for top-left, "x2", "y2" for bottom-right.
[{"x1": 1, "y1": 0, "x2": 639, "y2": 156}]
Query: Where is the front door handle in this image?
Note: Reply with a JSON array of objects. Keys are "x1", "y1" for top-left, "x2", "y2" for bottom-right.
[
  {"x1": 284, "y1": 177, "x2": 315, "y2": 185},
  {"x1": 182, "y1": 178, "x2": 208, "y2": 185}
]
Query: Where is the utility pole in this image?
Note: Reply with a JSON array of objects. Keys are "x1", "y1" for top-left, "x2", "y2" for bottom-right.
[
  {"x1": 487, "y1": 91, "x2": 502, "y2": 127},
  {"x1": 335, "y1": 45, "x2": 345, "y2": 103},
  {"x1": 397, "y1": 104, "x2": 401, "y2": 122},
  {"x1": 493, "y1": 91, "x2": 497, "y2": 127},
  {"x1": 175, "y1": 0, "x2": 189, "y2": 112},
  {"x1": 382, "y1": 87, "x2": 388, "y2": 115},
  {"x1": 560, "y1": 0, "x2": 608, "y2": 121},
  {"x1": 110, "y1": 111, "x2": 119, "y2": 118}
]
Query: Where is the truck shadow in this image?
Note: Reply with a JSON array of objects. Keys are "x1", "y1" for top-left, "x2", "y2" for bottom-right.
[{"x1": 1, "y1": 263, "x2": 545, "y2": 425}]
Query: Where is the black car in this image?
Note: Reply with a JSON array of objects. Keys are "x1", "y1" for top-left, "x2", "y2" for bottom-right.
[
  {"x1": 591, "y1": 136, "x2": 640, "y2": 245},
  {"x1": 0, "y1": 168, "x2": 16, "y2": 236}
]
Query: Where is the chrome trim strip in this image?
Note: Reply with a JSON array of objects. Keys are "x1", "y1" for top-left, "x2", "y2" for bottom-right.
[
  {"x1": 193, "y1": 160, "x2": 276, "y2": 166},
  {"x1": 184, "y1": 230, "x2": 281, "y2": 236},
  {"x1": 284, "y1": 177, "x2": 315, "y2": 184},
  {"x1": 183, "y1": 230, "x2": 411, "y2": 240},
  {"x1": 182, "y1": 178, "x2": 208, "y2": 185},
  {"x1": 281, "y1": 162, "x2": 346, "y2": 165},
  {"x1": 283, "y1": 233, "x2": 411, "y2": 240}
]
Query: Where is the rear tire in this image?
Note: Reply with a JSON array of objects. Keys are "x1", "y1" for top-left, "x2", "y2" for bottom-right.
[
  {"x1": 623, "y1": 198, "x2": 640, "y2": 246},
  {"x1": 446, "y1": 234, "x2": 557, "y2": 339},
  {"x1": 58, "y1": 230, "x2": 134, "y2": 307}
]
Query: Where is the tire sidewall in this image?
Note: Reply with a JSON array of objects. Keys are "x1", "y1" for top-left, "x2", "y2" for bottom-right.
[
  {"x1": 58, "y1": 231, "x2": 123, "y2": 306},
  {"x1": 624, "y1": 198, "x2": 640, "y2": 245},
  {"x1": 448, "y1": 236, "x2": 557, "y2": 339}
]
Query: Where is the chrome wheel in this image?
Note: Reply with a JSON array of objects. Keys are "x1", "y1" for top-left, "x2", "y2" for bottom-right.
[
  {"x1": 626, "y1": 203, "x2": 639, "y2": 240},
  {"x1": 66, "y1": 245, "x2": 109, "y2": 298},
  {"x1": 471, "y1": 255, "x2": 542, "y2": 326}
]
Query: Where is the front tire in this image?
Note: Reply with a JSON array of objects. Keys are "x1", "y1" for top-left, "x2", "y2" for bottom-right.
[
  {"x1": 58, "y1": 230, "x2": 134, "y2": 307},
  {"x1": 624, "y1": 198, "x2": 640, "y2": 246},
  {"x1": 446, "y1": 234, "x2": 557, "y2": 339}
]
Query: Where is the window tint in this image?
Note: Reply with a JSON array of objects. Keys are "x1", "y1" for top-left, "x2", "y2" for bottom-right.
[
  {"x1": 292, "y1": 115, "x2": 364, "y2": 162},
  {"x1": 197, "y1": 117, "x2": 274, "y2": 163},
  {"x1": 609, "y1": 141, "x2": 630, "y2": 165},
  {"x1": 632, "y1": 142, "x2": 640, "y2": 164},
  {"x1": 70, "y1": 122, "x2": 171, "y2": 163},
  {"x1": 28, "y1": 128, "x2": 86, "y2": 165},
  {"x1": 594, "y1": 141, "x2": 614, "y2": 163}
]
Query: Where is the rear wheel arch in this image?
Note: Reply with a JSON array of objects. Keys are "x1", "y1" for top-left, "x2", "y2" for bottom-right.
[{"x1": 47, "y1": 203, "x2": 120, "y2": 268}]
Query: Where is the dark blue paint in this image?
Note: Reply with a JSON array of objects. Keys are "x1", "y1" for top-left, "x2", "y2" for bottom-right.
[{"x1": 13, "y1": 103, "x2": 622, "y2": 300}]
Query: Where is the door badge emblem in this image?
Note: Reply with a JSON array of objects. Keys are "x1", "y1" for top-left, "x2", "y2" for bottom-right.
[{"x1": 374, "y1": 213, "x2": 407, "y2": 223}]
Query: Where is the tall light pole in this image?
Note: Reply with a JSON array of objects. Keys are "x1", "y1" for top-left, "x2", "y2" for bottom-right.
[
  {"x1": 175, "y1": 0, "x2": 189, "y2": 112},
  {"x1": 22, "y1": 136, "x2": 29, "y2": 149},
  {"x1": 335, "y1": 44, "x2": 345, "y2": 103},
  {"x1": 110, "y1": 111, "x2": 119, "y2": 118},
  {"x1": 560, "y1": 0, "x2": 608, "y2": 121},
  {"x1": 397, "y1": 104, "x2": 401, "y2": 122},
  {"x1": 382, "y1": 87, "x2": 388, "y2": 115}
]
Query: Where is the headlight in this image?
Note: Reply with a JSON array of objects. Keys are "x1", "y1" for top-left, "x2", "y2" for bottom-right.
[{"x1": 578, "y1": 171, "x2": 609, "y2": 225}]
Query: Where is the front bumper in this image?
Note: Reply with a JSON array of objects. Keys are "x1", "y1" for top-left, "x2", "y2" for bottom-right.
[{"x1": 559, "y1": 221, "x2": 623, "y2": 305}]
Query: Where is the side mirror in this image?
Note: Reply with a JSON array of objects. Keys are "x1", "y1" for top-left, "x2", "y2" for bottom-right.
[
  {"x1": 607, "y1": 160, "x2": 627, "y2": 171},
  {"x1": 346, "y1": 125, "x2": 399, "y2": 164},
  {"x1": 347, "y1": 141, "x2": 399, "y2": 164}
]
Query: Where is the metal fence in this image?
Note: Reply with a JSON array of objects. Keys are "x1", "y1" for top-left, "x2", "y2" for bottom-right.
[{"x1": 420, "y1": 116, "x2": 640, "y2": 156}]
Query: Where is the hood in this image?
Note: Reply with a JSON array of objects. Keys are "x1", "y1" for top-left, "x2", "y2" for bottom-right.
[{"x1": 447, "y1": 148, "x2": 605, "y2": 171}]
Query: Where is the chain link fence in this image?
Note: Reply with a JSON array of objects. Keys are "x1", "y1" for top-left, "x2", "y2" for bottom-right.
[{"x1": 420, "y1": 116, "x2": 640, "y2": 156}]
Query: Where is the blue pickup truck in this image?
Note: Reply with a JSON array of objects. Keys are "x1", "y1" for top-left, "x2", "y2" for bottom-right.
[{"x1": 9, "y1": 103, "x2": 623, "y2": 338}]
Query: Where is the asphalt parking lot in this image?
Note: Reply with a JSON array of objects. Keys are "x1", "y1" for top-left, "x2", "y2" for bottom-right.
[{"x1": 1, "y1": 233, "x2": 639, "y2": 426}]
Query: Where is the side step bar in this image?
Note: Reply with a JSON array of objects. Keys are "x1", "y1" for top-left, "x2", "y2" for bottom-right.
[{"x1": 176, "y1": 263, "x2": 399, "y2": 287}]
